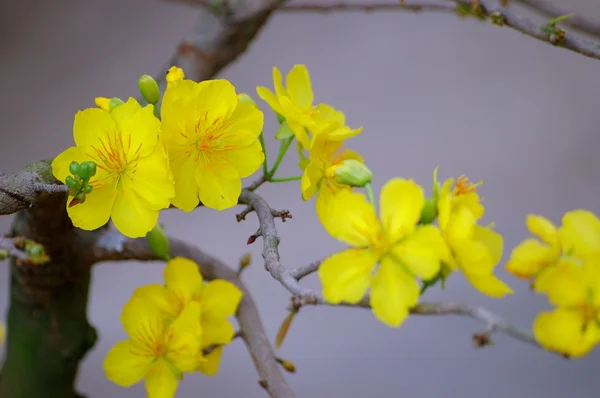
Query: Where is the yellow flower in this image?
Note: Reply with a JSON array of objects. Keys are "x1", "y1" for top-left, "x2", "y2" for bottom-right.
[
  {"x1": 256, "y1": 65, "x2": 361, "y2": 149},
  {"x1": 532, "y1": 257, "x2": 600, "y2": 358},
  {"x1": 318, "y1": 178, "x2": 448, "y2": 327},
  {"x1": 559, "y1": 209, "x2": 600, "y2": 261},
  {"x1": 103, "y1": 296, "x2": 202, "y2": 398},
  {"x1": 166, "y1": 66, "x2": 185, "y2": 86},
  {"x1": 160, "y1": 79, "x2": 265, "y2": 211},
  {"x1": 52, "y1": 98, "x2": 174, "y2": 238},
  {"x1": 133, "y1": 257, "x2": 243, "y2": 375},
  {"x1": 437, "y1": 176, "x2": 512, "y2": 297}
]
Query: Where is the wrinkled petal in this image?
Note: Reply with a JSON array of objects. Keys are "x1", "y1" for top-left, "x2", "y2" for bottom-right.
[
  {"x1": 317, "y1": 189, "x2": 382, "y2": 247},
  {"x1": 533, "y1": 258, "x2": 587, "y2": 306},
  {"x1": 51, "y1": 146, "x2": 89, "y2": 183},
  {"x1": 222, "y1": 140, "x2": 265, "y2": 179},
  {"x1": 103, "y1": 340, "x2": 154, "y2": 387},
  {"x1": 197, "y1": 345, "x2": 223, "y2": 376},
  {"x1": 133, "y1": 284, "x2": 180, "y2": 319},
  {"x1": 111, "y1": 178, "x2": 160, "y2": 238},
  {"x1": 200, "y1": 280, "x2": 243, "y2": 319},
  {"x1": 130, "y1": 144, "x2": 174, "y2": 210},
  {"x1": 464, "y1": 272, "x2": 513, "y2": 298},
  {"x1": 73, "y1": 108, "x2": 116, "y2": 148},
  {"x1": 527, "y1": 214, "x2": 559, "y2": 248},
  {"x1": 194, "y1": 79, "x2": 238, "y2": 125},
  {"x1": 533, "y1": 308, "x2": 600, "y2": 358},
  {"x1": 196, "y1": 159, "x2": 241, "y2": 211},
  {"x1": 319, "y1": 249, "x2": 378, "y2": 304},
  {"x1": 380, "y1": 178, "x2": 425, "y2": 242},
  {"x1": 145, "y1": 359, "x2": 179, "y2": 398},
  {"x1": 166, "y1": 302, "x2": 202, "y2": 373},
  {"x1": 370, "y1": 257, "x2": 419, "y2": 328},
  {"x1": 164, "y1": 257, "x2": 204, "y2": 306},
  {"x1": 391, "y1": 225, "x2": 445, "y2": 280},
  {"x1": 168, "y1": 147, "x2": 200, "y2": 212},
  {"x1": 67, "y1": 178, "x2": 117, "y2": 231},
  {"x1": 201, "y1": 317, "x2": 236, "y2": 346},
  {"x1": 505, "y1": 238, "x2": 557, "y2": 279},
  {"x1": 111, "y1": 98, "x2": 159, "y2": 158}
]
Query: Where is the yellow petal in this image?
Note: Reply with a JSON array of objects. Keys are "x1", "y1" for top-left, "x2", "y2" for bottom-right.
[
  {"x1": 532, "y1": 258, "x2": 587, "y2": 306},
  {"x1": 164, "y1": 257, "x2": 204, "y2": 306},
  {"x1": 285, "y1": 64, "x2": 313, "y2": 110},
  {"x1": 533, "y1": 308, "x2": 600, "y2": 358},
  {"x1": 111, "y1": 178, "x2": 160, "y2": 238},
  {"x1": 287, "y1": 119, "x2": 311, "y2": 149},
  {"x1": 370, "y1": 256, "x2": 419, "y2": 328},
  {"x1": 194, "y1": 79, "x2": 238, "y2": 125},
  {"x1": 197, "y1": 345, "x2": 223, "y2": 376},
  {"x1": 128, "y1": 144, "x2": 174, "y2": 210},
  {"x1": 317, "y1": 189, "x2": 382, "y2": 247},
  {"x1": 145, "y1": 359, "x2": 179, "y2": 398},
  {"x1": 319, "y1": 249, "x2": 378, "y2": 304},
  {"x1": 166, "y1": 302, "x2": 202, "y2": 373},
  {"x1": 168, "y1": 147, "x2": 200, "y2": 212},
  {"x1": 473, "y1": 225, "x2": 503, "y2": 266},
  {"x1": 301, "y1": 161, "x2": 323, "y2": 201},
  {"x1": 463, "y1": 273, "x2": 513, "y2": 298},
  {"x1": 103, "y1": 340, "x2": 153, "y2": 387},
  {"x1": 436, "y1": 179, "x2": 454, "y2": 232},
  {"x1": 201, "y1": 317, "x2": 236, "y2": 346},
  {"x1": 111, "y1": 99, "x2": 159, "y2": 158},
  {"x1": 66, "y1": 178, "x2": 117, "y2": 231},
  {"x1": 526, "y1": 214, "x2": 559, "y2": 248},
  {"x1": 73, "y1": 107, "x2": 116, "y2": 148},
  {"x1": 318, "y1": 124, "x2": 362, "y2": 143},
  {"x1": 219, "y1": 101, "x2": 265, "y2": 147},
  {"x1": 445, "y1": 206, "x2": 475, "y2": 244},
  {"x1": 255, "y1": 86, "x2": 284, "y2": 115},
  {"x1": 51, "y1": 146, "x2": 89, "y2": 183},
  {"x1": 335, "y1": 148, "x2": 364, "y2": 164},
  {"x1": 272, "y1": 66, "x2": 286, "y2": 97},
  {"x1": 195, "y1": 158, "x2": 241, "y2": 211},
  {"x1": 560, "y1": 209, "x2": 600, "y2": 259},
  {"x1": 222, "y1": 140, "x2": 265, "y2": 179},
  {"x1": 505, "y1": 238, "x2": 557, "y2": 279},
  {"x1": 120, "y1": 295, "x2": 165, "y2": 344},
  {"x1": 133, "y1": 284, "x2": 180, "y2": 319},
  {"x1": 200, "y1": 280, "x2": 243, "y2": 318},
  {"x1": 391, "y1": 225, "x2": 445, "y2": 280},
  {"x1": 380, "y1": 178, "x2": 425, "y2": 242}
]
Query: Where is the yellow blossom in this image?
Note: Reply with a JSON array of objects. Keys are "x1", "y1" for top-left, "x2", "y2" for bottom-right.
[
  {"x1": 166, "y1": 66, "x2": 185, "y2": 86},
  {"x1": 437, "y1": 176, "x2": 512, "y2": 297},
  {"x1": 532, "y1": 257, "x2": 600, "y2": 358},
  {"x1": 103, "y1": 296, "x2": 202, "y2": 398},
  {"x1": 318, "y1": 178, "x2": 449, "y2": 327},
  {"x1": 256, "y1": 65, "x2": 361, "y2": 149},
  {"x1": 52, "y1": 98, "x2": 174, "y2": 238},
  {"x1": 558, "y1": 209, "x2": 600, "y2": 261},
  {"x1": 160, "y1": 78, "x2": 265, "y2": 211},
  {"x1": 133, "y1": 257, "x2": 243, "y2": 375}
]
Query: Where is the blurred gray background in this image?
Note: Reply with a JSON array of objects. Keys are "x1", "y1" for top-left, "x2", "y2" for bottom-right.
[{"x1": 1, "y1": 0, "x2": 600, "y2": 397}]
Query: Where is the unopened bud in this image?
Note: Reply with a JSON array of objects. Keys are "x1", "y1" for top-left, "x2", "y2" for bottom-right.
[
  {"x1": 238, "y1": 253, "x2": 251, "y2": 274},
  {"x1": 146, "y1": 224, "x2": 170, "y2": 261},
  {"x1": 138, "y1": 74, "x2": 161, "y2": 104},
  {"x1": 0, "y1": 249, "x2": 8, "y2": 260},
  {"x1": 420, "y1": 196, "x2": 438, "y2": 224},
  {"x1": 238, "y1": 93, "x2": 257, "y2": 107},
  {"x1": 276, "y1": 358, "x2": 296, "y2": 373},
  {"x1": 166, "y1": 66, "x2": 185, "y2": 85},
  {"x1": 108, "y1": 97, "x2": 125, "y2": 110},
  {"x1": 26, "y1": 244, "x2": 44, "y2": 257},
  {"x1": 431, "y1": 166, "x2": 442, "y2": 200},
  {"x1": 330, "y1": 159, "x2": 372, "y2": 188}
]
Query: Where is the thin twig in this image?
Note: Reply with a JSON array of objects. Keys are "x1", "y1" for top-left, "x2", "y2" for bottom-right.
[
  {"x1": 0, "y1": 237, "x2": 30, "y2": 263},
  {"x1": 289, "y1": 260, "x2": 321, "y2": 281},
  {"x1": 278, "y1": 0, "x2": 455, "y2": 13},
  {"x1": 515, "y1": 0, "x2": 600, "y2": 38}
]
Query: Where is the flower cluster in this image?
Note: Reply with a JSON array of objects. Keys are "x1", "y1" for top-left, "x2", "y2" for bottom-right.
[
  {"x1": 103, "y1": 257, "x2": 242, "y2": 397},
  {"x1": 52, "y1": 67, "x2": 264, "y2": 238},
  {"x1": 506, "y1": 210, "x2": 600, "y2": 357}
]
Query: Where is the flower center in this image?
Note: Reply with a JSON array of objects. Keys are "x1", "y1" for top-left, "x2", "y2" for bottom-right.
[
  {"x1": 579, "y1": 302, "x2": 599, "y2": 325},
  {"x1": 88, "y1": 130, "x2": 140, "y2": 185},
  {"x1": 193, "y1": 113, "x2": 233, "y2": 155},
  {"x1": 453, "y1": 175, "x2": 482, "y2": 196}
]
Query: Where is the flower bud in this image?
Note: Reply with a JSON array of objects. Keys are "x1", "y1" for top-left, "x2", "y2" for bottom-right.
[
  {"x1": 331, "y1": 159, "x2": 372, "y2": 188},
  {"x1": 138, "y1": 74, "x2": 161, "y2": 104},
  {"x1": 69, "y1": 161, "x2": 80, "y2": 176},
  {"x1": 108, "y1": 97, "x2": 125, "y2": 110},
  {"x1": 238, "y1": 252, "x2": 252, "y2": 275},
  {"x1": 94, "y1": 97, "x2": 111, "y2": 111},
  {"x1": 238, "y1": 93, "x2": 257, "y2": 107},
  {"x1": 65, "y1": 176, "x2": 80, "y2": 191},
  {"x1": 78, "y1": 162, "x2": 91, "y2": 180},
  {"x1": 83, "y1": 184, "x2": 93, "y2": 194},
  {"x1": 146, "y1": 224, "x2": 170, "y2": 261},
  {"x1": 419, "y1": 196, "x2": 438, "y2": 224},
  {"x1": 26, "y1": 244, "x2": 44, "y2": 257},
  {"x1": 0, "y1": 249, "x2": 8, "y2": 260},
  {"x1": 166, "y1": 66, "x2": 185, "y2": 85},
  {"x1": 276, "y1": 358, "x2": 296, "y2": 373}
]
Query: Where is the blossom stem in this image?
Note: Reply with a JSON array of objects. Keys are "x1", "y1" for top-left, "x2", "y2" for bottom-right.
[
  {"x1": 269, "y1": 176, "x2": 302, "y2": 183},
  {"x1": 268, "y1": 136, "x2": 294, "y2": 179},
  {"x1": 259, "y1": 132, "x2": 269, "y2": 177},
  {"x1": 365, "y1": 182, "x2": 376, "y2": 206}
]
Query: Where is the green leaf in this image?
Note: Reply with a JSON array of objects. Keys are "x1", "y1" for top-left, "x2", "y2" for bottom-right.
[
  {"x1": 276, "y1": 112, "x2": 286, "y2": 124},
  {"x1": 548, "y1": 13, "x2": 575, "y2": 27},
  {"x1": 275, "y1": 120, "x2": 294, "y2": 140}
]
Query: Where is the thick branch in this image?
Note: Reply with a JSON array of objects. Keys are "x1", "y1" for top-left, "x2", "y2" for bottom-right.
[{"x1": 86, "y1": 231, "x2": 295, "y2": 398}]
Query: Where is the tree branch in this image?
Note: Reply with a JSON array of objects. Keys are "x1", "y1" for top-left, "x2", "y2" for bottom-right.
[{"x1": 85, "y1": 231, "x2": 296, "y2": 398}]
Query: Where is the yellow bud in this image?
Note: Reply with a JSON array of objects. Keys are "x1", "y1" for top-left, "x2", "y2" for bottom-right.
[
  {"x1": 276, "y1": 358, "x2": 296, "y2": 373},
  {"x1": 331, "y1": 159, "x2": 372, "y2": 188},
  {"x1": 138, "y1": 74, "x2": 161, "y2": 104},
  {"x1": 166, "y1": 66, "x2": 185, "y2": 85},
  {"x1": 238, "y1": 93, "x2": 257, "y2": 107},
  {"x1": 94, "y1": 97, "x2": 111, "y2": 111}
]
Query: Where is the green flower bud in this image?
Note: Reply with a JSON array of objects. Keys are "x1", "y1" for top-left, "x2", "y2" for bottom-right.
[
  {"x1": 83, "y1": 184, "x2": 93, "y2": 194},
  {"x1": 85, "y1": 161, "x2": 97, "y2": 177},
  {"x1": 0, "y1": 249, "x2": 8, "y2": 260},
  {"x1": 78, "y1": 162, "x2": 91, "y2": 180},
  {"x1": 69, "y1": 161, "x2": 80, "y2": 176},
  {"x1": 146, "y1": 224, "x2": 170, "y2": 261},
  {"x1": 27, "y1": 244, "x2": 44, "y2": 257},
  {"x1": 75, "y1": 192, "x2": 86, "y2": 204},
  {"x1": 331, "y1": 159, "x2": 372, "y2": 188},
  {"x1": 108, "y1": 97, "x2": 125, "y2": 110},
  {"x1": 238, "y1": 93, "x2": 257, "y2": 107},
  {"x1": 65, "y1": 176, "x2": 80, "y2": 191},
  {"x1": 138, "y1": 74, "x2": 161, "y2": 104},
  {"x1": 420, "y1": 196, "x2": 438, "y2": 224}
]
